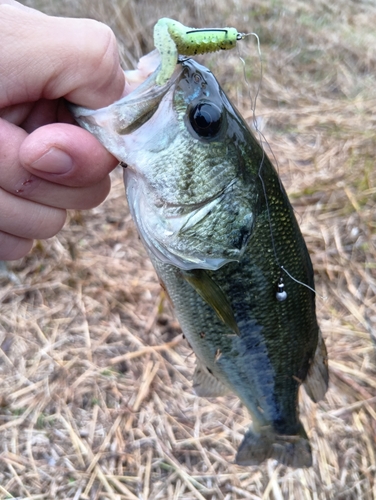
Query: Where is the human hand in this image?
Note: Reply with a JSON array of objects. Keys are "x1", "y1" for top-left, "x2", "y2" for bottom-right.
[{"x1": 0, "y1": 0, "x2": 126, "y2": 260}]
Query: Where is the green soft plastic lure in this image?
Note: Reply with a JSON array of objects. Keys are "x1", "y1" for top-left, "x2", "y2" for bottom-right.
[{"x1": 154, "y1": 17, "x2": 245, "y2": 85}]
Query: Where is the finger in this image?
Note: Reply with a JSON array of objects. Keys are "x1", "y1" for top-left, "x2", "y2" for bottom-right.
[
  {"x1": 0, "y1": 187, "x2": 66, "y2": 239},
  {"x1": 0, "y1": 1, "x2": 39, "y2": 13},
  {"x1": 0, "y1": 4, "x2": 125, "y2": 109},
  {"x1": 20, "y1": 122, "x2": 118, "y2": 187},
  {"x1": 0, "y1": 231, "x2": 33, "y2": 261},
  {"x1": 22, "y1": 99, "x2": 74, "y2": 132},
  {"x1": 0, "y1": 119, "x2": 112, "y2": 209}
]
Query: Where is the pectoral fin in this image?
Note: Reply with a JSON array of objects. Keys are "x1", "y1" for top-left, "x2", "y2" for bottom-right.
[
  {"x1": 182, "y1": 269, "x2": 239, "y2": 335},
  {"x1": 193, "y1": 358, "x2": 230, "y2": 397},
  {"x1": 303, "y1": 331, "x2": 329, "y2": 403}
]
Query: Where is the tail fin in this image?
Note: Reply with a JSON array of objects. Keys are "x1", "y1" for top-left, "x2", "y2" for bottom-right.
[{"x1": 235, "y1": 425, "x2": 312, "y2": 468}]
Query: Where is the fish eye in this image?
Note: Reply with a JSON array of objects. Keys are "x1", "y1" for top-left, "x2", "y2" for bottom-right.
[{"x1": 189, "y1": 101, "x2": 222, "y2": 138}]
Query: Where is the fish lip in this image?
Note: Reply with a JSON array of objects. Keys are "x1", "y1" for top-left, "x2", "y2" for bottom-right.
[
  {"x1": 68, "y1": 59, "x2": 185, "y2": 130},
  {"x1": 73, "y1": 60, "x2": 184, "y2": 115},
  {"x1": 66, "y1": 61, "x2": 185, "y2": 165}
]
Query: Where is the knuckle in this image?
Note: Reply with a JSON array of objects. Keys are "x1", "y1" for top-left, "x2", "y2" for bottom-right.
[
  {"x1": 0, "y1": 189, "x2": 66, "y2": 241},
  {"x1": 79, "y1": 179, "x2": 111, "y2": 209},
  {"x1": 34, "y1": 207, "x2": 66, "y2": 239},
  {"x1": 82, "y1": 20, "x2": 120, "y2": 87},
  {"x1": 45, "y1": 18, "x2": 122, "y2": 105}
]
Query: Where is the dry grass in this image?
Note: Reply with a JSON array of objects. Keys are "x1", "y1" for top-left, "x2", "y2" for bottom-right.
[{"x1": 1, "y1": 0, "x2": 376, "y2": 498}]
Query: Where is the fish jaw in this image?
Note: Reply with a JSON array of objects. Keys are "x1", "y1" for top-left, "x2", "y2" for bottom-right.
[{"x1": 69, "y1": 58, "x2": 182, "y2": 164}]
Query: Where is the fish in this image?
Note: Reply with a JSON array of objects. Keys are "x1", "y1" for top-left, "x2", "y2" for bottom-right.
[{"x1": 70, "y1": 56, "x2": 328, "y2": 468}]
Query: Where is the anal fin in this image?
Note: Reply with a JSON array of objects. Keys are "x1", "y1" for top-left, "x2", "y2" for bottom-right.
[{"x1": 193, "y1": 358, "x2": 230, "y2": 397}]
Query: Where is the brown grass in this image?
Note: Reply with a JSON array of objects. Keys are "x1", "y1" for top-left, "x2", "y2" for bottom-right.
[{"x1": 1, "y1": 0, "x2": 376, "y2": 498}]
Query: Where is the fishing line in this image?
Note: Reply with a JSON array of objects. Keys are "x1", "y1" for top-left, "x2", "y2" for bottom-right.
[
  {"x1": 237, "y1": 35, "x2": 281, "y2": 269},
  {"x1": 280, "y1": 266, "x2": 317, "y2": 296},
  {"x1": 237, "y1": 34, "x2": 322, "y2": 300},
  {"x1": 237, "y1": 34, "x2": 280, "y2": 267}
]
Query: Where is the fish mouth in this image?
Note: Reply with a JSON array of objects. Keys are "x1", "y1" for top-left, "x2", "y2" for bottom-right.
[{"x1": 68, "y1": 57, "x2": 184, "y2": 157}]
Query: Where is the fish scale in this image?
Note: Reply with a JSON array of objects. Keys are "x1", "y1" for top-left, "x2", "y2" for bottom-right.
[{"x1": 71, "y1": 57, "x2": 328, "y2": 468}]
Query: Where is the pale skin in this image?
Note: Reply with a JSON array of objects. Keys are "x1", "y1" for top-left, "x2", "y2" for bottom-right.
[{"x1": 0, "y1": 0, "x2": 153, "y2": 260}]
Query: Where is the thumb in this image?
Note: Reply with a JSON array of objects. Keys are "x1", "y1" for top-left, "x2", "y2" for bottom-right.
[{"x1": 20, "y1": 123, "x2": 119, "y2": 187}]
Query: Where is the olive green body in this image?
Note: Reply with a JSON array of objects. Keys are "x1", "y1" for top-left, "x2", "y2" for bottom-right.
[{"x1": 71, "y1": 58, "x2": 327, "y2": 467}]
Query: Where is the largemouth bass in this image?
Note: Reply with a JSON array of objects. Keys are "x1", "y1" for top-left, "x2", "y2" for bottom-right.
[{"x1": 71, "y1": 57, "x2": 328, "y2": 468}]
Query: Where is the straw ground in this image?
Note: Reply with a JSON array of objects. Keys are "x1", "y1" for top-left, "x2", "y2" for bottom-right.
[{"x1": 1, "y1": 0, "x2": 376, "y2": 498}]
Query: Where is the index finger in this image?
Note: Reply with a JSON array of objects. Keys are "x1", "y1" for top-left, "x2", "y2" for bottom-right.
[{"x1": 0, "y1": 3, "x2": 125, "y2": 109}]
